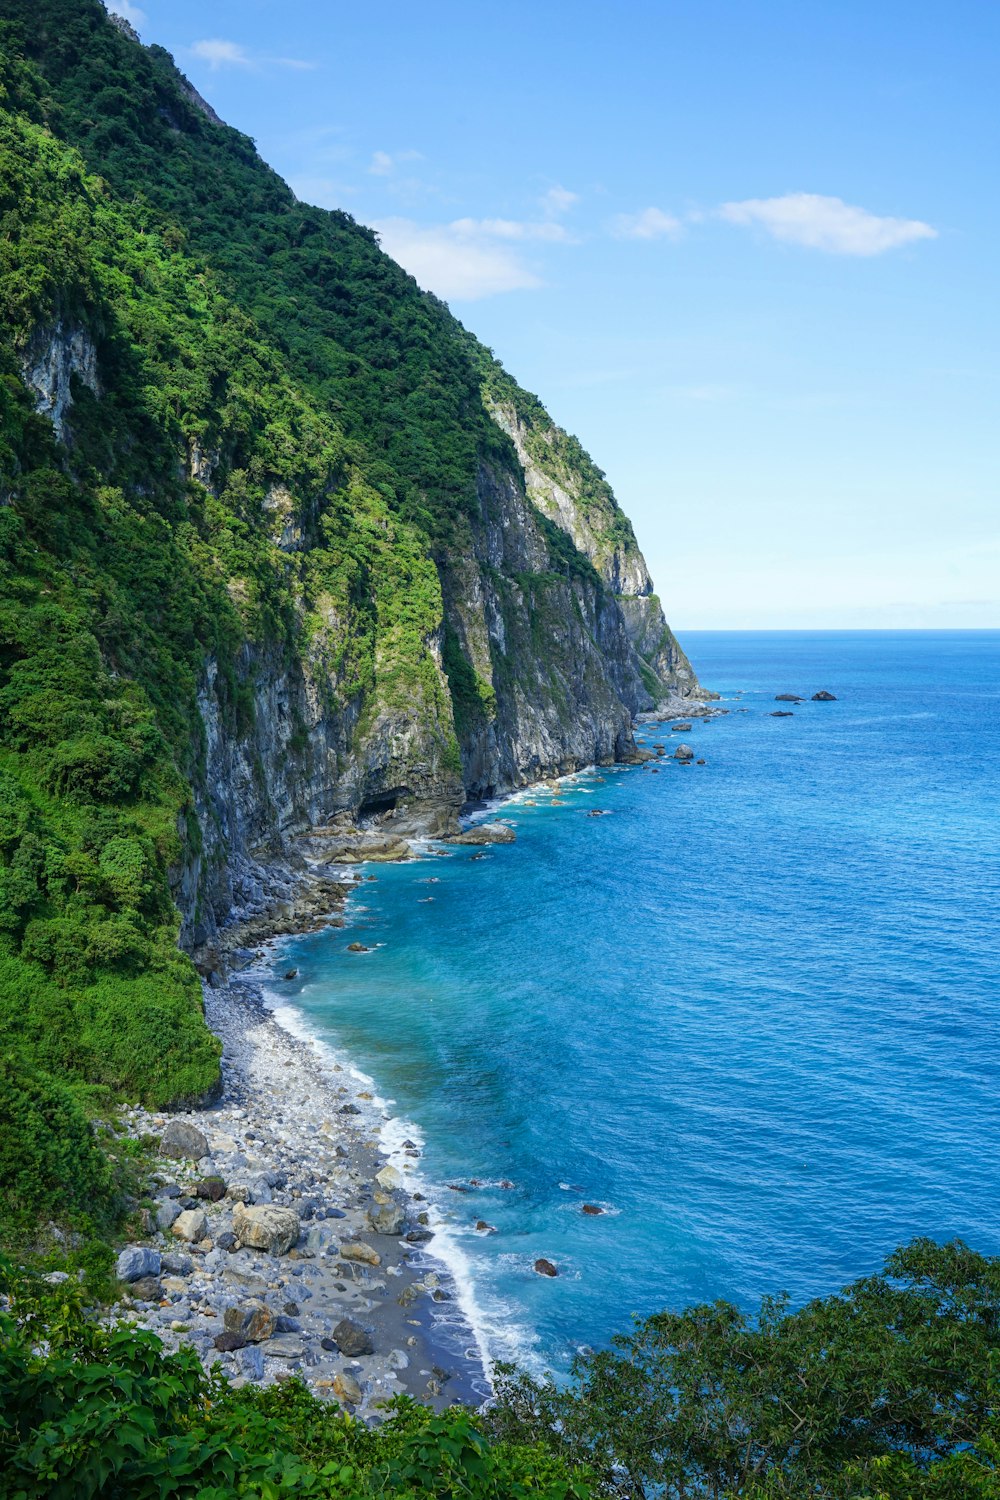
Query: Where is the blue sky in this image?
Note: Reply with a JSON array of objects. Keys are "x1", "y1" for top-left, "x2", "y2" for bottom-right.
[{"x1": 109, "y1": 0, "x2": 998, "y2": 628}]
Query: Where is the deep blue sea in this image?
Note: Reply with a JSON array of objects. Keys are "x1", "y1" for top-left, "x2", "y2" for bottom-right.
[{"x1": 270, "y1": 631, "x2": 1000, "y2": 1378}]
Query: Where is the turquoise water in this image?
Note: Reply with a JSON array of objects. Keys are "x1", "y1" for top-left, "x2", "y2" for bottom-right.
[{"x1": 272, "y1": 631, "x2": 1000, "y2": 1374}]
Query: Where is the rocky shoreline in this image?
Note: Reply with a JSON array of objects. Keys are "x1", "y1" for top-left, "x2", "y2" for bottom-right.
[
  {"x1": 114, "y1": 974, "x2": 490, "y2": 1416},
  {"x1": 113, "y1": 718, "x2": 725, "y2": 1416}
]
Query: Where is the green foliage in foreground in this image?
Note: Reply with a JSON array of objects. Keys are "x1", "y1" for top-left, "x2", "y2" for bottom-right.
[
  {"x1": 485, "y1": 1239, "x2": 1000, "y2": 1499},
  {"x1": 0, "y1": 1261, "x2": 593, "y2": 1499},
  {"x1": 3, "y1": 1241, "x2": 1000, "y2": 1498}
]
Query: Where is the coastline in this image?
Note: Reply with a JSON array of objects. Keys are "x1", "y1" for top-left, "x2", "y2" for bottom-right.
[
  {"x1": 131, "y1": 707, "x2": 718, "y2": 1408},
  {"x1": 118, "y1": 969, "x2": 491, "y2": 1414}
]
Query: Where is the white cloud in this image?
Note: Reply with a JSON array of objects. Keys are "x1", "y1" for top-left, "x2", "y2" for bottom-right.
[
  {"x1": 190, "y1": 38, "x2": 315, "y2": 72},
  {"x1": 451, "y1": 217, "x2": 572, "y2": 243},
  {"x1": 541, "y1": 184, "x2": 579, "y2": 216},
  {"x1": 369, "y1": 149, "x2": 423, "y2": 176},
  {"x1": 718, "y1": 192, "x2": 937, "y2": 255},
  {"x1": 105, "y1": 0, "x2": 146, "y2": 25},
  {"x1": 191, "y1": 39, "x2": 253, "y2": 69},
  {"x1": 372, "y1": 218, "x2": 543, "y2": 300},
  {"x1": 610, "y1": 206, "x2": 682, "y2": 241}
]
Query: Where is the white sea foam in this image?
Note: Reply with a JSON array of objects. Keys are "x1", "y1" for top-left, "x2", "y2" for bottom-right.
[{"x1": 254, "y1": 971, "x2": 540, "y2": 1379}]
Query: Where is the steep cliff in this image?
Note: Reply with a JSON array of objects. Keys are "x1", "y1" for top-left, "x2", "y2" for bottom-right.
[{"x1": 0, "y1": 0, "x2": 701, "y2": 1166}]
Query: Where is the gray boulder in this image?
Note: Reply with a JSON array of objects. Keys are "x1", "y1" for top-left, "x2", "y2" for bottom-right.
[
  {"x1": 116, "y1": 1245, "x2": 161, "y2": 1283},
  {"x1": 673, "y1": 743, "x2": 695, "y2": 761},
  {"x1": 155, "y1": 1200, "x2": 182, "y2": 1232},
  {"x1": 332, "y1": 1317, "x2": 374, "y2": 1356},
  {"x1": 368, "y1": 1203, "x2": 405, "y2": 1236},
  {"x1": 160, "y1": 1120, "x2": 210, "y2": 1161}
]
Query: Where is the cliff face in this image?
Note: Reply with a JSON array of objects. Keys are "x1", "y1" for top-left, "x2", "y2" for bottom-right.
[{"x1": 0, "y1": 0, "x2": 702, "y2": 985}]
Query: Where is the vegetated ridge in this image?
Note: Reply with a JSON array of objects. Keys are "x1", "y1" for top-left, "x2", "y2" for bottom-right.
[{"x1": 0, "y1": 0, "x2": 702, "y2": 1247}]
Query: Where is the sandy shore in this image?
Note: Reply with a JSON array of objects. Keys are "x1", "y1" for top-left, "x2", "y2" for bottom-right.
[{"x1": 116, "y1": 973, "x2": 490, "y2": 1416}]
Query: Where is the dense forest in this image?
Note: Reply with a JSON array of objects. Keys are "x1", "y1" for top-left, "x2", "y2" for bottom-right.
[{"x1": 0, "y1": 0, "x2": 699, "y2": 1256}]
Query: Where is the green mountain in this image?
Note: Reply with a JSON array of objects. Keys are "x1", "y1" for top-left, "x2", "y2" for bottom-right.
[{"x1": 0, "y1": 0, "x2": 701, "y2": 1242}]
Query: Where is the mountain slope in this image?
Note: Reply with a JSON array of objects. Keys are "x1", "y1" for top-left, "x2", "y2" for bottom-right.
[{"x1": 0, "y1": 1, "x2": 701, "y2": 1239}]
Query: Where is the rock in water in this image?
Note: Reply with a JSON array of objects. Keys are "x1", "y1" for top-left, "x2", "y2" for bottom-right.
[
  {"x1": 812, "y1": 690, "x2": 837, "y2": 701},
  {"x1": 232, "y1": 1203, "x2": 301, "y2": 1255},
  {"x1": 581, "y1": 1203, "x2": 604, "y2": 1216},
  {"x1": 534, "y1": 1258, "x2": 559, "y2": 1277},
  {"x1": 116, "y1": 1246, "x2": 161, "y2": 1282},
  {"x1": 332, "y1": 1317, "x2": 375, "y2": 1357},
  {"x1": 775, "y1": 693, "x2": 803, "y2": 702},
  {"x1": 375, "y1": 1164, "x2": 403, "y2": 1191},
  {"x1": 673, "y1": 743, "x2": 695, "y2": 761},
  {"x1": 443, "y1": 822, "x2": 516, "y2": 846},
  {"x1": 160, "y1": 1120, "x2": 210, "y2": 1160},
  {"x1": 171, "y1": 1208, "x2": 207, "y2": 1243}
]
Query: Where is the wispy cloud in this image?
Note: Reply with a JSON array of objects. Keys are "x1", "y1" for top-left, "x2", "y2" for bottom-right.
[
  {"x1": 105, "y1": 0, "x2": 146, "y2": 25},
  {"x1": 718, "y1": 192, "x2": 937, "y2": 255},
  {"x1": 610, "y1": 207, "x2": 682, "y2": 241},
  {"x1": 369, "y1": 149, "x2": 424, "y2": 176},
  {"x1": 451, "y1": 217, "x2": 573, "y2": 243},
  {"x1": 190, "y1": 38, "x2": 316, "y2": 72},
  {"x1": 541, "y1": 184, "x2": 579, "y2": 217},
  {"x1": 372, "y1": 218, "x2": 546, "y2": 300}
]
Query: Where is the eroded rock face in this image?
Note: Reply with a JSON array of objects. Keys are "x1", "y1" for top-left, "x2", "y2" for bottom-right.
[
  {"x1": 232, "y1": 1202, "x2": 300, "y2": 1255},
  {"x1": 20, "y1": 323, "x2": 99, "y2": 443}
]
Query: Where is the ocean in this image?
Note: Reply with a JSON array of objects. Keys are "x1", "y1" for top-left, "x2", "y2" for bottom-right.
[{"x1": 268, "y1": 631, "x2": 1000, "y2": 1378}]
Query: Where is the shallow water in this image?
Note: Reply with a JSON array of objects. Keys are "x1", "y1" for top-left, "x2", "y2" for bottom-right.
[{"x1": 272, "y1": 631, "x2": 1000, "y2": 1373}]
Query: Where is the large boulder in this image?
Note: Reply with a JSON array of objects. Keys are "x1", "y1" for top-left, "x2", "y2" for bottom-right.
[
  {"x1": 116, "y1": 1245, "x2": 161, "y2": 1283},
  {"x1": 332, "y1": 1317, "x2": 374, "y2": 1357},
  {"x1": 368, "y1": 1203, "x2": 405, "y2": 1236},
  {"x1": 223, "y1": 1300, "x2": 275, "y2": 1343},
  {"x1": 673, "y1": 743, "x2": 694, "y2": 761},
  {"x1": 233, "y1": 1202, "x2": 300, "y2": 1255},
  {"x1": 160, "y1": 1120, "x2": 210, "y2": 1161},
  {"x1": 812, "y1": 690, "x2": 837, "y2": 701},
  {"x1": 171, "y1": 1208, "x2": 207, "y2": 1243},
  {"x1": 339, "y1": 1240, "x2": 381, "y2": 1266}
]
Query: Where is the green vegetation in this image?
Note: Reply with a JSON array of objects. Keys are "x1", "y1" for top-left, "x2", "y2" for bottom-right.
[
  {"x1": 485, "y1": 1238, "x2": 1000, "y2": 1498},
  {"x1": 3, "y1": 1240, "x2": 999, "y2": 1497},
  {"x1": 0, "y1": 1261, "x2": 593, "y2": 1498},
  {"x1": 0, "y1": 0, "x2": 657, "y2": 1255}
]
